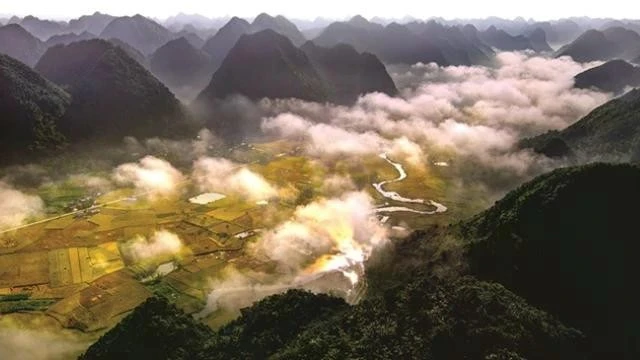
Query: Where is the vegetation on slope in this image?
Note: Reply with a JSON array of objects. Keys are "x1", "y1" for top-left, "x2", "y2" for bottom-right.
[
  {"x1": 81, "y1": 163, "x2": 640, "y2": 360},
  {"x1": 0, "y1": 53, "x2": 70, "y2": 155},
  {"x1": 522, "y1": 88, "x2": 640, "y2": 159},
  {"x1": 36, "y1": 39, "x2": 187, "y2": 140}
]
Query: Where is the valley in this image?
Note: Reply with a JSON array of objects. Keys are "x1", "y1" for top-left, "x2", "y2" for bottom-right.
[
  {"x1": 0, "y1": 138, "x2": 466, "y2": 351},
  {"x1": 2, "y1": 6, "x2": 639, "y2": 359}
]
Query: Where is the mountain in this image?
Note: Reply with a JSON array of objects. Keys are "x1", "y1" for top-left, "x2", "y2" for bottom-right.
[
  {"x1": 35, "y1": 39, "x2": 185, "y2": 140},
  {"x1": 99, "y1": 14, "x2": 173, "y2": 55},
  {"x1": 522, "y1": 88, "x2": 640, "y2": 159},
  {"x1": 163, "y1": 13, "x2": 219, "y2": 31},
  {"x1": 19, "y1": 15, "x2": 66, "y2": 40},
  {"x1": 150, "y1": 37, "x2": 212, "y2": 100},
  {"x1": 197, "y1": 30, "x2": 328, "y2": 103},
  {"x1": 173, "y1": 30, "x2": 205, "y2": 48},
  {"x1": 556, "y1": 29, "x2": 620, "y2": 62},
  {"x1": 201, "y1": 17, "x2": 251, "y2": 70},
  {"x1": 107, "y1": 38, "x2": 149, "y2": 68},
  {"x1": 314, "y1": 19, "x2": 491, "y2": 66},
  {"x1": 556, "y1": 27, "x2": 640, "y2": 62},
  {"x1": 178, "y1": 24, "x2": 218, "y2": 43},
  {"x1": 301, "y1": 41, "x2": 397, "y2": 104},
  {"x1": 201, "y1": 14, "x2": 307, "y2": 72},
  {"x1": 574, "y1": 59, "x2": 640, "y2": 94},
  {"x1": 0, "y1": 53, "x2": 71, "y2": 154},
  {"x1": 195, "y1": 30, "x2": 328, "y2": 138},
  {"x1": 195, "y1": 30, "x2": 400, "y2": 137},
  {"x1": 45, "y1": 31, "x2": 95, "y2": 47},
  {"x1": 67, "y1": 12, "x2": 115, "y2": 35},
  {"x1": 421, "y1": 21, "x2": 493, "y2": 65},
  {"x1": 346, "y1": 15, "x2": 384, "y2": 32},
  {"x1": 0, "y1": 24, "x2": 46, "y2": 66},
  {"x1": 478, "y1": 25, "x2": 551, "y2": 51},
  {"x1": 461, "y1": 163, "x2": 640, "y2": 357},
  {"x1": 602, "y1": 26, "x2": 640, "y2": 59},
  {"x1": 528, "y1": 27, "x2": 554, "y2": 52},
  {"x1": 634, "y1": 54, "x2": 640, "y2": 64},
  {"x1": 251, "y1": 13, "x2": 306, "y2": 46}
]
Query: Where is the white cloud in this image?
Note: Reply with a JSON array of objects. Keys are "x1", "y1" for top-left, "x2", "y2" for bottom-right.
[
  {"x1": 112, "y1": 156, "x2": 185, "y2": 198},
  {"x1": 122, "y1": 230, "x2": 184, "y2": 262},
  {"x1": 192, "y1": 157, "x2": 277, "y2": 201},
  {"x1": 0, "y1": 181, "x2": 44, "y2": 231}
]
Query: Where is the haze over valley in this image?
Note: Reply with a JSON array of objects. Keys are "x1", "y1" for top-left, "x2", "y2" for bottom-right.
[{"x1": 1, "y1": 4, "x2": 639, "y2": 359}]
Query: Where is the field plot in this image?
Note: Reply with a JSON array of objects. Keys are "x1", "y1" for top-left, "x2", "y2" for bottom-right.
[
  {"x1": 206, "y1": 201, "x2": 256, "y2": 222},
  {"x1": 47, "y1": 270, "x2": 151, "y2": 331},
  {"x1": 0, "y1": 252, "x2": 50, "y2": 287},
  {"x1": 0, "y1": 138, "x2": 471, "y2": 337},
  {"x1": 48, "y1": 243, "x2": 124, "y2": 288}
]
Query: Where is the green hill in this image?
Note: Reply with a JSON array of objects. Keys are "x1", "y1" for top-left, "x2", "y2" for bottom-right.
[
  {"x1": 78, "y1": 296, "x2": 214, "y2": 360},
  {"x1": 80, "y1": 163, "x2": 640, "y2": 359},
  {"x1": 36, "y1": 39, "x2": 186, "y2": 140},
  {"x1": 462, "y1": 163, "x2": 640, "y2": 357},
  {"x1": 522, "y1": 88, "x2": 640, "y2": 159},
  {"x1": 0, "y1": 53, "x2": 70, "y2": 157}
]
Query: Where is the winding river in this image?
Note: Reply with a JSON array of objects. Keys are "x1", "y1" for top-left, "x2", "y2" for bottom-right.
[{"x1": 372, "y1": 153, "x2": 447, "y2": 215}]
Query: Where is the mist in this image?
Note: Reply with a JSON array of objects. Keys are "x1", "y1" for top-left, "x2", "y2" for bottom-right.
[
  {"x1": 113, "y1": 156, "x2": 186, "y2": 198},
  {"x1": 192, "y1": 157, "x2": 278, "y2": 201},
  {"x1": 257, "y1": 51, "x2": 611, "y2": 194},
  {"x1": 0, "y1": 181, "x2": 44, "y2": 231},
  {"x1": 121, "y1": 230, "x2": 185, "y2": 263},
  {"x1": 198, "y1": 191, "x2": 388, "y2": 317}
]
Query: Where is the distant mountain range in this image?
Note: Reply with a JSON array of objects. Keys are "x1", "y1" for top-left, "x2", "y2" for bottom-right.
[
  {"x1": 478, "y1": 25, "x2": 552, "y2": 52},
  {"x1": 45, "y1": 31, "x2": 95, "y2": 47},
  {"x1": 2, "y1": 12, "x2": 616, "y2": 80},
  {"x1": 313, "y1": 17, "x2": 497, "y2": 66},
  {"x1": 0, "y1": 24, "x2": 46, "y2": 66},
  {"x1": 522, "y1": 88, "x2": 640, "y2": 160},
  {"x1": 17, "y1": 15, "x2": 67, "y2": 40},
  {"x1": 201, "y1": 14, "x2": 308, "y2": 72},
  {"x1": 557, "y1": 27, "x2": 640, "y2": 62},
  {"x1": 99, "y1": 14, "x2": 175, "y2": 55}
]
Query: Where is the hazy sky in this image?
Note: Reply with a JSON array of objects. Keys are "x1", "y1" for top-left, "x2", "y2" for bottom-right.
[{"x1": 1, "y1": 0, "x2": 638, "y2": 21}]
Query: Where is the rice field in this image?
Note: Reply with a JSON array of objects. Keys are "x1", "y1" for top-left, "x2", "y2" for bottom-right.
[{"x1": 0, "y1": 139, "x2": 481, "y2": 334}]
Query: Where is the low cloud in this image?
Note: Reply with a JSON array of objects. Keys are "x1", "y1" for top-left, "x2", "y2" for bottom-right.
[
  {"x1": 113, "y1": 156, "x2": 185, "y2": 198},
  {"x1": 121, "y1": 230, "x2": 184, "y2": 263},
  {"x1": 259, "y1": 51, "x2": 611, "y2": 191},
  {"x1": 67, "y1": 174, "x2": 113, "y2": 193},
  {"x1": 192, "y1": 157, "x2": 278, "y2": 201},
  {"x1": 321, "y1": 175, "x2": 357, "y2": 196},
  {"x1": 198, "y1": 192, "x2": 388, "y2": 317},
  {"x1": 0, "y1": 329, "x2": 89, "y2": 360},
  {"x1": 0, "y1": 181, "x2": 44, "y2": 231}
]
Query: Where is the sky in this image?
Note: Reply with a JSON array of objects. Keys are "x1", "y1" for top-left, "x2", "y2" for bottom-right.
[{"x1": 1, "y1": 0, "x2": 639, "y2": 21}]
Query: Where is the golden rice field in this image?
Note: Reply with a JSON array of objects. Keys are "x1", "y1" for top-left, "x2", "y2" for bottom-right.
[{"x1": 0, "y1": 139, "x2": 486, "y2": 334}]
